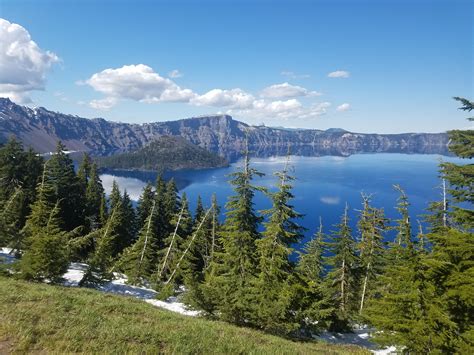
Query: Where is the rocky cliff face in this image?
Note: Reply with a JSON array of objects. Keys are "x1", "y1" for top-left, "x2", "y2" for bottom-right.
[{"x1": 0, "y1": 97, "x2": 449, "y2": 158}]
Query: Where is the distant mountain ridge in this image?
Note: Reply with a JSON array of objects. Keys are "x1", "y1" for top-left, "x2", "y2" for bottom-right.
[{"x1": 0, "y1": 97, "x2": 449, "y2": 158}]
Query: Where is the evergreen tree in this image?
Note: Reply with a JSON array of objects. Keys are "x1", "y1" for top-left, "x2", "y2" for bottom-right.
[
  {"x1": 324, "y1": 204, "x2": 359, "y2": 330},
  {"x1": 77, "y1": 153, "x2": 92, "y2": 193},
  {"x1": 251, "y1": 157, "x2": 305, "y2": 334},
  {"x1": 117, "y1": 200, "x2": 158, "y2": 285},
  {"x1": 367, "y1": 250, "x2": 458, "y2": 353},
  {"x1": 390, "y1": 185, "x2": 413, "y2": 260},
  {"x1": 85, "y1": 163, "x2": 105, "y2": 230},
  {"x1": 121, "y1": 190, "x2": 138, "y2": 247},
  {"x1": 440, "y1": 97, "x2": 474, "y2": 229},
  {"x1": 155, "y1": 192, "x2": 192, "y2": 289},
  {"x1": 205, "y1": 150, "x2": 264, "y2": 324},
  {"x1": 136, "y1": 182, "x2": 155, "y2": 228},
  {"x1": 295, "y1": 218, "x2": 334, "y2": 333},
  {"x1": 80, "y1": 206, "x2": 122, "y2": 286},
  {"x1": 19, "y1": 201, "x2": 69, "y2": 283},
  {"x1": 356, "y1": 194, "x2": 387, "y2": 316},
  {"x1": 46, "y1": 141, "x2": 85, "y2": 231},
  {"x1": 0, "y1": 138, "x2": 43, "y2": 245}
]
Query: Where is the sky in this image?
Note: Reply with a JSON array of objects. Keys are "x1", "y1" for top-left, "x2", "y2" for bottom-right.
[{"x1": 0, "y1": 0, "x2": 472, "y2": 133}]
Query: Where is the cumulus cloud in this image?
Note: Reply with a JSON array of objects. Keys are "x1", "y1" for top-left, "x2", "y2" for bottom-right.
[
  {"x1": 191, "y1": 88, "x2": 255, "y2": 109},
  {"x1": 280, "y1": 71, "x2": 310, "y2": 79},
  {"x1": 0, "y1": 18, "x2": 59, "y2": 103},
  {"x1": 336, "y1": 103, "x2": 351, "y2": 112},
  {"x1": 328, "y1": 70, "x2": 350, "y2": 78},
  {"x1": 85, "y1": 64, "x2": 195, "y2": 109},
  {"x1": 85, "y1": 64, "x2": 333, "y2": 119},
  {"x1": 260, "y1": 82, "x2": 321, "y2": 99},
  {"x1": 89, "y1": 97, "x2": 119, "y2": 110},
  {"x1": 229, "y1": 99, "x2": 330, "y2": 121},
  {"x1": 168, "y1": 69, "x2": 183, "y2": 78}
]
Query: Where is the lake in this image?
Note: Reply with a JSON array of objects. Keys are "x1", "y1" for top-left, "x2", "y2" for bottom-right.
[{"x1": 100, "y1": 153, "x2": 461, "y2": 247}]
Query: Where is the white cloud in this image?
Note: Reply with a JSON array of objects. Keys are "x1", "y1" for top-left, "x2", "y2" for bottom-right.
[
  {"x1": 328, "y1": 70, "x2": 350, "y2": 78},
  {"x1": 168, "y1": 69, "x2": 183, "y2": 78},
  {"x1": 336, "y1": 103, "x2": 351, "y2": 112},
  {"x1": 85, "y1": 64, "x2": 195, "y2": 109},
  {"x1": 0, "y1": 18, "x2": 59, "y2": 103},
  {"x1": 229, "y1": 99, "x2": 330, "y2": 121},
  {"x1": 191, "y1": 88, "x2": 255, "y2": 109},
  {"x1": 89, "y1": 97, "x2": 119, "y2": 110},
  {"x1": 260, "y1": 82, "x2": 321, "y2": 99},
  {"x1": 85, "y1": 64, "x2": 332, "y2": 119},
  {"x1": 280, "y1": 71, "x2": 310, "y2": 79}
]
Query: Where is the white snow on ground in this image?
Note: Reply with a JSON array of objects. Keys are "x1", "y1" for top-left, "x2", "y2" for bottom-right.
[
  {"x1": 1, "y1": 248, "x2": 394, "y2": 352},
  {"x1": 60, "y1": 261, "x2": 196, "y2": 316},
  {"x1": 315, "y1": 329, "x2": 397, "y2": 354}
]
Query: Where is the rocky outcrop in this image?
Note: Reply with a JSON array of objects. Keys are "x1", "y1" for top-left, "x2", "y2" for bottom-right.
[{"x1": 0, "y1": 97, "x2": 450, "y2": 159}]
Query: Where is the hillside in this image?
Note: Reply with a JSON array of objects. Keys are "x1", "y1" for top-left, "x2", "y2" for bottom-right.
[
  {"x1": 0, "y1": 277, "x2": 367, "y2": 354},
  {"x1": 97, "y1": 136, "x2": 228, "y2": 171},
  {"x1": 0, "y1": 98, "x2": 449, "y2": 158}
]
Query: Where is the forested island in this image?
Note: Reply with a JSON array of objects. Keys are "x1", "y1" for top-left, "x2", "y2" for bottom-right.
[
  {"x1": 96, "y1": 136, "x2": 228, "y2": 171},
  {"x1": 0, "y1": 98, "x2": 472, "y2": 353}
]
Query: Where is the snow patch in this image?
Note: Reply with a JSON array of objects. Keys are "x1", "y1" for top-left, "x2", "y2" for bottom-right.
[
  {"x1": 315, "y1": 329, "x2": 397, "y2": 354},
  {"x1": 0, "y1": 247, "x2": 15, "y2": 264}
]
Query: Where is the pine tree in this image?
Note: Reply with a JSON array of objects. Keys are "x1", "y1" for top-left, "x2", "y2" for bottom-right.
[
  {"x1": 251, "y1": 157, "x2": 305, "y2": 334},
  {"x1": 136, "y1": 182, "x2": 155, "y2": 228},
  {"x1": 440, "y1": 97, "x2": 474, "y2": 229},
  {"x1": 155, "y1": 192, "x2": 192, "y2": 289},
  {"x1": 206, "y1": 149, "x2": 264, "y2": 324},
  {"x1": 116, "y1": 200, "x2": 158, "y2": 285},
  {"x1": 121, "y1": 190, "x2": 138, "y2": 248},
  {"x1": 390, "y1": 185, "x2": 413, "y2": 260},
  {"x1": 356, "y1": 194, "x2": 387, "y2": 316},
  {"x1": 0, "y1": 138, "x2": 43, "y2": 245},
  {"x1": 295, "y1": 218, "x2": 334, "y2": 333},
  {"x1": 366, "y1": 250, "x2": 458, "y2": 353},
  {"x1": 80, "y1": 206, "x2": 122, "y2": 286},
  {"x1": 77, "y1": 153, "x2": 92, "y2": 193},
  {"x1": 46, "y1": 141, "x2": 85, "y2": 231},
  {"x1": 324, "y1": 203, "x2": 359, "y2": 330},
  {"x1": 19, "y1": 201, "x2": 69, "y2": 284},
  {"x1": 85, "y1": 163, "x2": 105, "y2": 230}
]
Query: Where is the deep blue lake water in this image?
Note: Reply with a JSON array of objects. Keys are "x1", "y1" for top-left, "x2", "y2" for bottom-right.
[{"x1": 100, "y1": 154, "x2": 461, "y2": 247}]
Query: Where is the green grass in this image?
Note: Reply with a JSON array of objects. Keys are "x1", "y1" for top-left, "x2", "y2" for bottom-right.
[{"x1": 0, "y1": 277, "x2": 368, "y2": 354}]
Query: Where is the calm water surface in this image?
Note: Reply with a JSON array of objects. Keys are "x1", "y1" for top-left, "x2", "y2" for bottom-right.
[{"x1": 100, "y1": 154, "x2": 461, "y2": 247}]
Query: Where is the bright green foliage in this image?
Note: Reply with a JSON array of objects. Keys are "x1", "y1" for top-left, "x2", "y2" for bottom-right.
[
  {"x1": 324, "y1": 204, "x2": 359, "y2": 330},
  {"x1": 367, "y1": 251, "x2": 458, "y2": 353},
  {"x1": 80, "y1": 207, "x2": 122, "y2": 286},
  {"x1": 205, "y1": 152, "x2": 264, "y2": 325},
  {"x1": 107, "y1": 182, "x2": 137, "y2": 256},
  {"x1": 356, "y1": 195, "x2": 387, "y2": 316},
  {"x1": 298, "y1": 218, "x2": 325, "y2": 283},
  {"x1": 85, "y1": 163, "x2": 105, "y2": 230},
  {"x1": 45, "y1": 142, "x2": 85, "y2": 231},
  {"x1": 137, "y1": 182, "x2": 155, "y2": 228},
  {"x1": 155, "y1": 193, "x2": 192, "y2": 288},
  {"x1": 19, "y1": 202, "x2": 69, "y2": 283},
  {"x1": 250, "y1": 158, "x2": 305, "y2": 334},
  {"x1": 389, "y1": 185, "x2": 413, "y2": 261},
  {"x1": 117, "y1": 200, "x2": 158, "y2": 285},
  {"x1": 77, "y1": 153, "x2": 92, "y2": 193},
  {"x1": 440, "y1": 97, "x2": 473, "y2": 229},
  {"x1": 0, "y1": 138, "x2": 43, "y2": 246}
]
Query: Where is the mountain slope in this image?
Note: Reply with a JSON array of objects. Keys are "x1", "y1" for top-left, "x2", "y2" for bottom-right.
[
  {"x1": 0, "y1": 276, "x2": 367, "y2": 354},
  {"x1": 97, "y1": 136, "x2": 228, "y2": 171},
  {"x1": 0, "y1": 97, "x2": 449, "y2": 158}
]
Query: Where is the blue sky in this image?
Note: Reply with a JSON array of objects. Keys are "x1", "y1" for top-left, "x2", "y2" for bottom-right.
[{"x1": 0, "y1": 0, "x2": 472, "y2": 133}]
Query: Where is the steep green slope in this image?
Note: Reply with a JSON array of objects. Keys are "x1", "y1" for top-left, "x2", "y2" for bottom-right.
[
  {"x1": 0, "y1": 277, "x2": 367, "y2": 354},
  {"x1": 97, "y1": 135, "x2": 228, "y2": 171}
]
